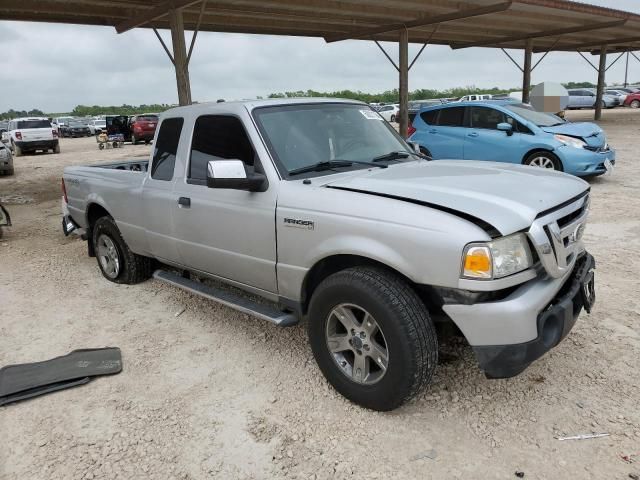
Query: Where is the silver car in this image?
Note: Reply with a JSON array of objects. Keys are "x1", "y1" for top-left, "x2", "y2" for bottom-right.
[
  {"x1": 567, "y1": 88, "x2": 618, "y2": 109},
  {"x1": 0, "y1": 141, "x2": 13, "y2": 175}
]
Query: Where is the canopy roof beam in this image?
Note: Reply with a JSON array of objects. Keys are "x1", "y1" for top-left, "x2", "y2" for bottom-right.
[
  {"x1": 324, "y1": 1, "x2": 512, "y2": 43},
  {"x1": 536, "y1": 35, "x2": 640, "y2": 53},
  {"x1": 116, "y1": 0, "x2": 201, "y2": 34},
  {"x1": 451, "y1": 19, "x2": 627, "y2": 49}
]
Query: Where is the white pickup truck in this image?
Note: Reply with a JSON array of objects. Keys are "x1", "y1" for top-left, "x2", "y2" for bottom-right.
[{"x1": 62, "y1": 99, "x2": 595, "y2": 411}]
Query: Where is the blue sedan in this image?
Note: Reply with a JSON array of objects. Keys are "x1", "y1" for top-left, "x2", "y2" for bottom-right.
[{"x1": 409, "y1": 101, "x2": 615, "y2": 177}]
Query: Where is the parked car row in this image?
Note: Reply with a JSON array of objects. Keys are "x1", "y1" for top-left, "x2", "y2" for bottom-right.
[{"x1": 409, "y1": 100, "x2": 614, "y2": 178}]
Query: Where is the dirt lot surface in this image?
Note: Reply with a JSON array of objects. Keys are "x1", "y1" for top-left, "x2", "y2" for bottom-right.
[{"x1": 1, "y1": 109, "x2": 639, "y2": 480}]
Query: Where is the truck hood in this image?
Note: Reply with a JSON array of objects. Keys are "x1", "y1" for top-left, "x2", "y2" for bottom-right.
[
  {"x1": 541, "y1": 122, "x2": 605, "y2": 147},
  {"x1": 324, "y1": 161, "x2": 588, "y2": 236}
]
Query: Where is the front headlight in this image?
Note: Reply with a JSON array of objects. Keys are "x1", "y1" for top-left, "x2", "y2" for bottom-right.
[
  {"x1": 462, "y1": 233, "x2": 533, "y2": 280},
  {"x1": 554, "y1": 134, "x2": 586, "y2": 149}
]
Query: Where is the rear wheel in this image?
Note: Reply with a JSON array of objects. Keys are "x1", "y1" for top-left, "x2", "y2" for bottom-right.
[
  {"x1": 390, "y1": 114, "x2": 396, "y2": 123},
  {"x1": 53, "y1": 143, "x2": 60, "y2": 154},
  {"x1": 523, "y1": 151, "x2": 562, "y2": 171},
  {"x1": 307, "y1": 266, "x2": 438, "y2": 411},
  {"x1": 630, "y1": 100, "x2": 640, "y2": 109},
  {"x1": 92, "y1": 216, "x2": 153, "y2": 284},
  {"x1": 12, "y1": 142, "x2": 22, "y2": 157}
]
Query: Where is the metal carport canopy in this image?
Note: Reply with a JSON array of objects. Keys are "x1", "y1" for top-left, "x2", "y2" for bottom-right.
[{"x1": 3, "y1": 0, "x2": 640, "y2": 132}]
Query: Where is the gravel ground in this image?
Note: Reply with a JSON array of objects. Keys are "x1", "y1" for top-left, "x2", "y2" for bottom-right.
[{"x1": 1, "y1": 109, "x2": 639, "y2": 480}]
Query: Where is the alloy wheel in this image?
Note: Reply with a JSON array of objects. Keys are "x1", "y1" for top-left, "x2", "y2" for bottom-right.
[
  {"x1": 528, "y1": 156, "x2": 556, "y2": 169},
  {"x1": 97, "y1": 234, "x2": 120, "y2": 279},
  {"x1": 325, "y1": 303, "x2": 389, "y2": 385}
]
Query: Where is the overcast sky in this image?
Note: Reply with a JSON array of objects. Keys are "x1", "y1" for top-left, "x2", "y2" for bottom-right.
[{"x1": 1, "y1": 0, "x2": 638, "y2": 113}]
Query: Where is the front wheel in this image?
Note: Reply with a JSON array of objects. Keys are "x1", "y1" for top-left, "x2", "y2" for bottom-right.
[
  {"x1": 390, "y1": 114, "x2": 396, "y2": 123},
  {"x1": 307, "y1": 266, "x2": 438, "y2": 411},
  {"x1": 523, "y1": 151, "x2": 562, "y2": 171},
  {"x1": 92, "y1": 216, "x2": 153, "y2": 284}
]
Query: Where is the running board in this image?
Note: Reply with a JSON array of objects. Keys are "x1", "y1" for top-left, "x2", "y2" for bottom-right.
[{"x1": 153, "y1": 270, "x2": 298, "y2": 327}]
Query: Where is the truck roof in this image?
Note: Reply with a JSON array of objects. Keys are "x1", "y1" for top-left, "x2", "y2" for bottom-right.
[{"x1": 162, "y1": 97, "x2": 366, "y2": 117}]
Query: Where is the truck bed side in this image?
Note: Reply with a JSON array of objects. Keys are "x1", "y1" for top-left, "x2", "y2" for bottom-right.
[{"x1": 63, "y1": 160, "x2": 150, "y2": 255}]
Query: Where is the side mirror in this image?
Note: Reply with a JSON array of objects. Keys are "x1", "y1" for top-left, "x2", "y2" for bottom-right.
[
  {"x1": 497, "y1": 122, "x2": 514, "y2": 136},
  {"x1": 206, "y1": 160, "x2": 267, "y2": 192},
  {"x1": 406, "y1": 141, "x2": 420, "y2": 153}
]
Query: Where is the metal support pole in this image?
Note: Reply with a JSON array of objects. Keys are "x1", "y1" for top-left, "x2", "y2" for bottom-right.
[
  {"x1": 169, "y1": 8, "x2": 192, "y2": 106},
  {"x1": 522, "y1": 39, "x2": 533, "y2": 104},
  {"x1": 595, "y1": 45, "x2": 607, "y2": 121},
  {"x1": 399, "y1": 28, "x2": 409, "y2": 138},
  {"x1": 624, "y1": 51, "x2": 629, "y2": 87}
]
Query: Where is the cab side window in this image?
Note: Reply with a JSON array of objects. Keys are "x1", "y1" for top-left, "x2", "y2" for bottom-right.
[
  {"x1": 150, "y1": 117, "x2": 184, "y2": 181},
  {"x1": 188, "y1": 115, "x2": 256, "y2": 184}
]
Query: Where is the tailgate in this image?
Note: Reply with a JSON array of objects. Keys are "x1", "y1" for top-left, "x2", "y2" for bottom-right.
[{"x1": 21, "y1": 128, "x2": 53, "y2": 141}]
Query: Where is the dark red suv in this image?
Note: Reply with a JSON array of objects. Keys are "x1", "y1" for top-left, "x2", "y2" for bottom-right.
[{"x1": 130, "y1": 114, "x2": 159, "y2": 144}]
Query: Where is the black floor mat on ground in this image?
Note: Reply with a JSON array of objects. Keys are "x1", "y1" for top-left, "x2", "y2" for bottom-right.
[{"x1": 0, "y1": 348, "x2": 122, "y2": 406}]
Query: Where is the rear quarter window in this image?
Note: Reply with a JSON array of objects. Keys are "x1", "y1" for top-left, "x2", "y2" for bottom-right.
[{"x1": 420, "y1": 110, "x2": 439, "y2": 125}]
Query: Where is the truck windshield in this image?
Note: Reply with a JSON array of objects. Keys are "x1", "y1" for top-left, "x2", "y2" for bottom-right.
[
  {"x1": 17, "y1": 120, "x2": 51, "y2": 129},
  {"x1": 253, "y1": 103, "x2": 413, "y2": 178}
]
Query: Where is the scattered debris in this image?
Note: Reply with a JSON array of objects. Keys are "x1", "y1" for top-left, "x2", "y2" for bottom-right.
[
  {"x1": 515, "y1": 471, "x2": 525, "y2": 478},
  {"x1": 621, "y1": 453, "x2": 639, "y2": 464},
  {"x1": 531, "y1": 375, "x2": 546, "y2": 383},
  {"x1": 557, "y1": 433, "x2": 610, "y2": 441},
  {"x1": 410, "y1": 449, "x2": 438, "y2": 461},
  {"x1": 174, "y1": 308, "x2": 186, "y2": 318},
  {"x1": 628, "y1": 473, "x2": 639, "y2": 480}
]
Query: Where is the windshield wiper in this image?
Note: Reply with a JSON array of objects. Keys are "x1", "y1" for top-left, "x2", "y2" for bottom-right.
[
  {"x1": 288, "y1": 159, "x2": 387, "y2": 176},
  {"x1": 372, "y1": 151, "x2": 411, "y2": 162}
]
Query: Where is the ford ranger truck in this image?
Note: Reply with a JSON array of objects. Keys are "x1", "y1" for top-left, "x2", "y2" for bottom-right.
[{"x1": 61, "y1": 99, "x2": 595, "y2": 411}]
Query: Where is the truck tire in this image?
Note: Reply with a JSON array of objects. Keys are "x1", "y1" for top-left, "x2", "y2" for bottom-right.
[
  {"x1": 53, "y1": 143, "x2": 60, "y2": 154},
  {"x1": 13, "y1": 142, "x2": 22, "y2": 157},
  {"x1": 523, "y1": 151, "x2": 562, "y2": 171},
  {"x1": 307, "y1": 266, "x2": 438, "y2": 411},
  {"x1": 92, "y1": 216, "x2": 153, "y2": 284}
]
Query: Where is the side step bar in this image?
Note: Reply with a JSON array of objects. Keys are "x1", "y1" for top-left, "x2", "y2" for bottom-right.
[{"x1": 153, "y1": 270, "x2": 298, "y2": 327}]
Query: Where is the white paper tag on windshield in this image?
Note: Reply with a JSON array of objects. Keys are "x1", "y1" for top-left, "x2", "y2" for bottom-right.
[{"x1": 360, "y1": 109, "x2": 382, "y2": 120}]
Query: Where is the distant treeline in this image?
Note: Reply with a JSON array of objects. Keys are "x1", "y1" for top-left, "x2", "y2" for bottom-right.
[{"x1": 0, "y1": 81, "x2": 625, "y2": 119}]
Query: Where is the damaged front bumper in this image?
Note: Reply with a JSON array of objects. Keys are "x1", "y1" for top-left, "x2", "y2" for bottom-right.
[{"x1": 444, "y1": 252, "x2": 595, "y2": 379}]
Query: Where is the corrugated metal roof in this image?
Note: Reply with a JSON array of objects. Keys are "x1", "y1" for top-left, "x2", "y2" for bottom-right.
[{"x1": 1, "y1": 0, "x2": 639, "y2": 52}]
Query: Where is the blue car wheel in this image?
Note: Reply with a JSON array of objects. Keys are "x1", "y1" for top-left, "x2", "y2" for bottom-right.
[{"x1": 523, "y1": 151, "x2": 562, "y2": 171}]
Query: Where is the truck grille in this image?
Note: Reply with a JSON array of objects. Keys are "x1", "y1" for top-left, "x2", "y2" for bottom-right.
[{"x1": 528, "y1": 194, "x2": 589, "y2": 278}]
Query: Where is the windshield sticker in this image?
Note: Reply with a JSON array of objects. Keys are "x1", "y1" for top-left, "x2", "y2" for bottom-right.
[{"x1": 360, "y1": 109, "x2": 382, "y2": 120}]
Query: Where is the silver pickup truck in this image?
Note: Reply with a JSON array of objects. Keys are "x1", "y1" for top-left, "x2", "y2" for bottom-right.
[{"x1": 62, "y1": 98, "x2": 595, "y2": 411}]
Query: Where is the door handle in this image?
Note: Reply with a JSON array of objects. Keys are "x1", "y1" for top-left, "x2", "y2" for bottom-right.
[
  {"x1": 467, "y1": 132, "x2": 479, "y2": 137},
  {"x1": 178, "y1": 197, "x2": 191, "y2": 208},
  {"x1": 428, "y1": 129, "x2": 437, "y2": 134}
]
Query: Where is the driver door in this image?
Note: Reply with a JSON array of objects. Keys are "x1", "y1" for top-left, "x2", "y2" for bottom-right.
[{"x1": 172, "y1": 115, "x2": 278, "y2": 293}]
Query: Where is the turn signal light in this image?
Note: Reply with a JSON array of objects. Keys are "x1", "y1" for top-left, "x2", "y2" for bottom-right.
[{"x1": 463, "y1": 246, "x2": 492, "y2": 279}]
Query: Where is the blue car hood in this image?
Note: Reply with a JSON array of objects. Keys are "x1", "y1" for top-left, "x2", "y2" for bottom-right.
[{"x1": 541, "y1": 122, "x2": 605, "y2": 147}]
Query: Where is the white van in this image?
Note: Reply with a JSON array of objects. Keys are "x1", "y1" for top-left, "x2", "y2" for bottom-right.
[{"x1": 4, "y1": 117, "x2": 59, "y2": 156}]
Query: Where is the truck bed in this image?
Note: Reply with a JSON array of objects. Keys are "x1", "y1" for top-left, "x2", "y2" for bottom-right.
[{"x1": 90, "y1": 159, "x2": 149, "y2": 172}]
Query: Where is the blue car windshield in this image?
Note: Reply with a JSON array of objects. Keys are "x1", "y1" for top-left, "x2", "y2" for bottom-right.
[{"x1": 504, "y1": 104, "x2": 565, "y2": 127}]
